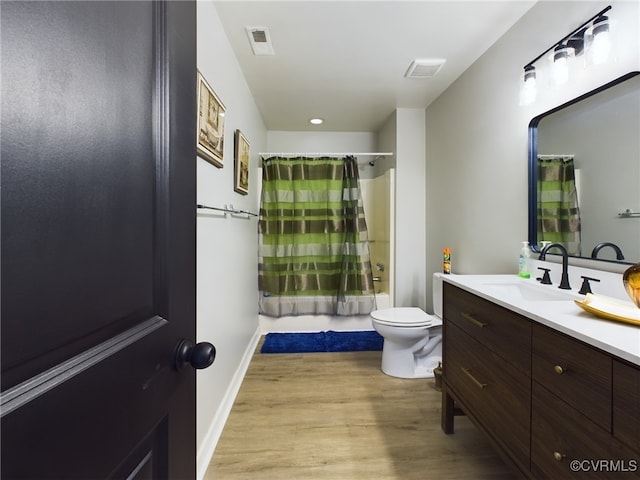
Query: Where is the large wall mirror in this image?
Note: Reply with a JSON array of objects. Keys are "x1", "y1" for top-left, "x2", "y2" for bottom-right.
[{"x1": 528, "y1": 71, "x2": 640, "y2": 265}]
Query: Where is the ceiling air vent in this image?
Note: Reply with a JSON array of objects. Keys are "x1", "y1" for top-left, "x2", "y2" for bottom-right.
[
  {"x1": 405, "y1": 59, "x2": 446, "y2": 78},
  {"x1": 245, "y1": 26, "x2": 274, "y2": 56}
]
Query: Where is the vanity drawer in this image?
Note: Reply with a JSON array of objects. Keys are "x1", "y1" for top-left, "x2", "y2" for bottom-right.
[
  {"x1": 532, "y1": 382, "x2": 638, "y2": 480},
  {"x1": 444, "y1": 321, "x2": 530, "y2": 469},
  {"x1": 532, "y1": 324, "x2": 612, "y2": 431},
  {"x1": 613, "y1": 360, "x2": 640, "y2": 451},
  {"x1": 443, "y1": 283, "x2": 531, "y2": 373}
]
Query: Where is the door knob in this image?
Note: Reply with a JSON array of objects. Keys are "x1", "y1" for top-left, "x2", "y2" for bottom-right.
[{"x1": 174, "y1": 339, "x2": 216, "y2": 370}]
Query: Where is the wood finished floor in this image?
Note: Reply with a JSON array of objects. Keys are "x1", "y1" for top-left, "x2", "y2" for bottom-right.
[{"x1": 206, "y1": 338, "x2": 519, "y2": 480}]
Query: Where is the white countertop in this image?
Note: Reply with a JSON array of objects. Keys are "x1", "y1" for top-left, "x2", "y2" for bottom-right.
[{"x1": 442, "y1": 274, "x2": 640, "y2": 366}]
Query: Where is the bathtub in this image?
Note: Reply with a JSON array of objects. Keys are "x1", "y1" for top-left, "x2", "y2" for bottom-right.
[{"x1": 259, "y1": 294, "x2": 392, "y2": 333}]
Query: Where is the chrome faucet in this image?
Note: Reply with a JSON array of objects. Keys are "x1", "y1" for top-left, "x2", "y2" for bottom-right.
[
  {"x1": 539, "y1": 243, "x2": 571, "y2": 290},
  {"x1": 590, "y1": 242, "x2": 625, "y2": 261}
]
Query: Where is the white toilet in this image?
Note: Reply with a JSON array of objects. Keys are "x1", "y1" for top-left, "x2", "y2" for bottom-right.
[{"x1": 370, "y1": 273, "x2": 444, "y2": 379}]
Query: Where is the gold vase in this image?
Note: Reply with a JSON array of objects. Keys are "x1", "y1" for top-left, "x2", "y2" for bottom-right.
[{"x1": 623, "y1": 263, "x2": 640, "y2": 308}]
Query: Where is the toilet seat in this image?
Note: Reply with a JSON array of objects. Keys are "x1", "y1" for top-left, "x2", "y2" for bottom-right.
[{"x1": 370, "y1": 307, "x2": 435, "y2": 327}]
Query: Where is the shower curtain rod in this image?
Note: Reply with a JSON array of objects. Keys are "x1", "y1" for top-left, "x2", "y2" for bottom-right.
[{"x1": 258, "y1": 152, "x2": 393, "y2": 157}]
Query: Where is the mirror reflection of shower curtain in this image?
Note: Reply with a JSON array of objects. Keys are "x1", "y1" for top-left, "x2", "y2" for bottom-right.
[
  {"x1": 537, "y1": 155, "x2": 582, "y2": 255},
  {"x1": 258, "y1": 155, "x2": 376, "y2": 317}
]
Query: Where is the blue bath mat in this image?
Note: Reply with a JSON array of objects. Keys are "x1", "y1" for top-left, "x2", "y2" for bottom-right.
[{"x1": 260, "y1": 330, "x2": 383, "y2": 354}]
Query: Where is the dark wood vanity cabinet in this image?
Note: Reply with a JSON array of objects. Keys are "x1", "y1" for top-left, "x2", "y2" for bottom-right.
[
  {"x1": 532, "y1": 324, "x2": 612, "y2": 430},
  {"x1": 613, "y1": 360, "x2": 640, "y2": 452},
  {"x1": 441, "y1": 282, "x2": 640, "y2": 479},
  {"x1": 441, "y1": 283, "x2": 532, "y2": 473},
  {"x1": 531, "y1": 325, "x2": 639, "y2": 479}
]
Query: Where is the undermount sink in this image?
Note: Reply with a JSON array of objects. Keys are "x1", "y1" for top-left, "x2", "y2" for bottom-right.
[{"x1": 481, "y1": 280, "x2": 578, "y2": 302}]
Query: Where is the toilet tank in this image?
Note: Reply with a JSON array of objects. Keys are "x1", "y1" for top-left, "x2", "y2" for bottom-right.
[{"x1": 432, "y1": 273, "x2": 444, "y2": 318}]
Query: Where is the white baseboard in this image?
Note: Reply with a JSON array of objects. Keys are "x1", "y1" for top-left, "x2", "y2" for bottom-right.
[{"x1": 196, "y1": 327, "x2": 262, "y2": 480}]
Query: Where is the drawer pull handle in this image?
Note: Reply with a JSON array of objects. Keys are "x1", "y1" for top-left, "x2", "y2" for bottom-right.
[
  {"x1": 461, "y1": 312, "x2": 488, "y2": 328},
  {"x1": 553, "y1": 451, "x2": 566, "y2": 462},
  {"x1": 553, "y1": 365, "x2": 567, "y2": 375},
  {"x1": 462, "y1": 367, "x2": 487, "y2": 389}
]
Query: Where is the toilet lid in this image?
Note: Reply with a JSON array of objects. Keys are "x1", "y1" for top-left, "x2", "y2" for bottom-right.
[{"x1": 371, "y1": 307, "x2": 433, "y2": 326}]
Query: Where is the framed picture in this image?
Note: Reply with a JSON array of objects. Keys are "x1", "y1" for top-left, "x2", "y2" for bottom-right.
[
  {"x1": 196, "y1": 70, "x2": 225, "y2": 167},
  {"x1": 234, "y1": 130, "x2": 250, "y2": 195}
]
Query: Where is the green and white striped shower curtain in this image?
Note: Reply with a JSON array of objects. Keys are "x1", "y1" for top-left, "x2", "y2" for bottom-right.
[
  {"x1": 537, "y1": 155, "x2": 582, "y2": 255},
  {"x1": 258, "y1": 156, "x2": 376, "y2": 317}
]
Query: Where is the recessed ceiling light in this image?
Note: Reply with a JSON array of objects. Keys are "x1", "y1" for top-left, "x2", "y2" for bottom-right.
[{"x1": 309, "y1": 118, "x2": 323, "y2": 125}]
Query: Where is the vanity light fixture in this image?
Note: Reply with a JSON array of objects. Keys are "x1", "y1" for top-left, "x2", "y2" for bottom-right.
[{"x1": 520, "y1": 5, "x2": 612, "y2": 103}]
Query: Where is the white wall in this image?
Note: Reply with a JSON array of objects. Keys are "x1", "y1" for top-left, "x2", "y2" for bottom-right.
[
  {"x1": 394, "y1": 109, "x2": 428, "y2": 309},
  {"x1": 196, "y1": 1, "x2": 267, "y2": 476},
  {"x1": 377, "y1": 111, "x2": 397, "y2": 177},
  {"x1": 424, "y1": 0, "x2": 640, "y2": 312},
  {"x1": 378, "y1": 110, "x2": 430, "y2": 309},
  {"x1": 266, "y1": 130, "x2": 376, "y2": 153}
]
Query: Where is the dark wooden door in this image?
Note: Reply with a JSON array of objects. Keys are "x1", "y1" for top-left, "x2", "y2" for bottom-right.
[{"x1": 0, "y1": 1, "x2": 208, "y2": 478}]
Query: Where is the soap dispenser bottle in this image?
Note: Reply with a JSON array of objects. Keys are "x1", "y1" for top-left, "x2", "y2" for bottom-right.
[{"x1": 518, "y1": 241, "x2": 531, "y2": 278}]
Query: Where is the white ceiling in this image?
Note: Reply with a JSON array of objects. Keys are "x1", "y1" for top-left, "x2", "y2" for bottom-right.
[{"x1": 214, "y1": 1, "x2": 537, "y2": 132}]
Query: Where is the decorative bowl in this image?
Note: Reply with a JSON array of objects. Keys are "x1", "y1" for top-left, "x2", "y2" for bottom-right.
[{"x1": 623, "y1": 263, "x2": 640, "y2": 308}]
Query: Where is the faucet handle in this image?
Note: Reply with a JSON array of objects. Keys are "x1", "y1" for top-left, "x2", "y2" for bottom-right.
[
  {"x1": 537, "y1": 267, "x2": 552, "y2": 285},
  {"x1": 579, "y1": 276, "x2": 601, "y2": 295}
]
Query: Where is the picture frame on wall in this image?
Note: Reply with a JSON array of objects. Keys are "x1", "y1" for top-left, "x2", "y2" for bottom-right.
[
  {"x1": 234, "y1": 130, "x2": 250, "y2": 195},
  {"x1": 196, "y1": 70, "x2": 225, "y2": 167}
]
